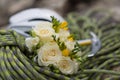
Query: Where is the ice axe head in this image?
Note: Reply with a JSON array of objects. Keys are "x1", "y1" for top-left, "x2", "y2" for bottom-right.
[
  {"x1": 8, "y1": 8, "x2": 65, "y2": 37},
  {"x1": 88, "y1": 32, "x2": 101, "y2": 57}
]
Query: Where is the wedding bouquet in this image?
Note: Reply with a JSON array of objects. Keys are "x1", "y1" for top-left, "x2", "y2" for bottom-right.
[{"x1": 25, "y1": 16, "x2": 83, "y2": 75}]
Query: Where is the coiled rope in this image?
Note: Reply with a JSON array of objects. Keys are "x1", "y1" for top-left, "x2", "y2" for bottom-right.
[{"x1": 0, "y1": 10, "x2": 120, "y2": 80}]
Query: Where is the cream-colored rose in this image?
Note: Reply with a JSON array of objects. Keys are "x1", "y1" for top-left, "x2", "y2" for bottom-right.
[
  {"x1": 25, "y1": 37, "x2": 39, "y2": 51},
  {"x1": 58, "y1": 29, "x2": 70, "y2": 41},
  {"x1": 56, "y1": 57, "x2": 77, "y2": 75},
  {"x1": 33, "y1": 22, "x2": 56, "y2": 43},
  {"x1": 38, "y1": 42, "x2": 62, "y2": 66},
  {"x1": 65, "y1": 41, "x2": 75, "y2": 51}
]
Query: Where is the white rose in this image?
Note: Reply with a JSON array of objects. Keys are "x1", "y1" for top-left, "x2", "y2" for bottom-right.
[
  {"x1": 65, "y1": 41, "x2": 75, "y2": 51},
  {"x1": 25, "y1": 37, "x2": 39, "y2": 51},
  {"x1": 56, "y1": 57, "x2": 77, "y2": 75},
  {"x1": 33, "y1": 22, "x2": 56, "y2": 43},
  {"x1": 38, "y1": 42, "x2": 62, "y2": 66},
  {"x1": 58, "y1": 29, "x2": 70, "y2": 41}
]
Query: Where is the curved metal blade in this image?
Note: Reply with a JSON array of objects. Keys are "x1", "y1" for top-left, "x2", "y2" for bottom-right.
[{"x1": 88, "y1": 32, "x2": 101, "y2": 57}]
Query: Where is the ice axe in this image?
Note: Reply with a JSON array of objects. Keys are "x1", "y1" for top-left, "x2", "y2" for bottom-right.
[
  {"x1": 78, "y1": 32, "x2": 101, "y2": 57},
  {"x1": 8, "y1": 8, "x2": 101, "y2": 57}
]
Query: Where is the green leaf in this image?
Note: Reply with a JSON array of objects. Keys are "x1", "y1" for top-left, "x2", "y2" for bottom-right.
[
  {"x1": 51, "y1": 16, "x2": 61, "y2": 33},
  {"x1": 52, "y1": 35, "x2": 66, "y2": 51},
  {"x1": 30, "y1": 30, "x2": 37, "y2": 37},
  {"x1": 70, "y1": 42, "x2": 81, "y2": 56}
]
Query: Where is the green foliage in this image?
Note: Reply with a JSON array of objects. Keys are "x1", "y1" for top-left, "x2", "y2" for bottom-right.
[
  {"x1": 71, "y1": 42, "x2": 82, "y2": 56},
  {"x1": 28, "y1": 30, "x2": 37, "y2": 38},
  {"x1": 52, "y1": 35, "x2": 66, "y2": 50},
  {"x1": 51, "y1": 16, "x2": 61, "y2": 33},
  {"x1": 48, "y1": 64, "x2": 60, "y2": 74}
]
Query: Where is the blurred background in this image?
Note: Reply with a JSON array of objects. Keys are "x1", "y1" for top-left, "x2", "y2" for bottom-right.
[{"x1": 0, "y1": 0, "x2": 120, "y2": 28}]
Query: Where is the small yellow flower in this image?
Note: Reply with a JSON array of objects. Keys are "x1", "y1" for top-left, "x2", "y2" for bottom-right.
[
  {"x1": 62, "y1": 27, "x2": 68, "y2": 31},
  {"x1": 62, "y1": 49, "x2": 70, "y2": 57},
  {"x1": 60, "y1": 21, "x2": 68, "y2": 27},
  {"x1": 69, "y1": 37, "x2": 73, "y2": 41},
  {"x1": 67, "y1": 35, "x2": 74, "y2": 42},
  {"x1": 68, "y1": 37, "x2": 74, "y2": 42},
  {"x1": 60, "y1": 21, "x2": 68, "y2": 30}
]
